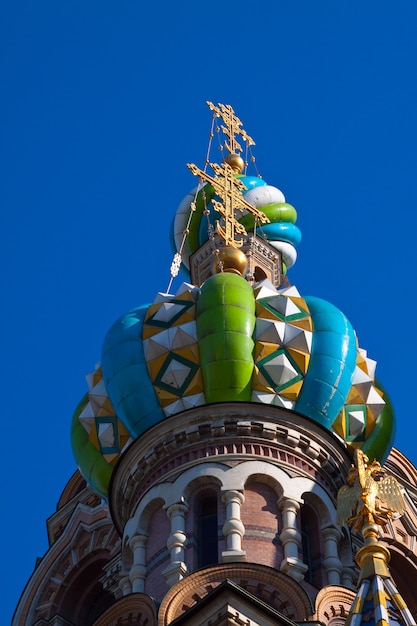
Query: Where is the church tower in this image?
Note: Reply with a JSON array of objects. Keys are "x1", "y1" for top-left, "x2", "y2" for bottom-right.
[{"x1": 13, "y1": 103, "x2": 417, "y2": 626}]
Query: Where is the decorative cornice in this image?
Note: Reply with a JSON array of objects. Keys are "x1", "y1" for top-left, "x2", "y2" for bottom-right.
[
  {"x1": 90, "y1": 592, "x2": 157, "y2": 626},
  {"x1": 158, "y1": 562, "x2": 313, "y2": 624},
  {"x1": 314, "y1": 585, "x2": 356, "y2": 624},
  {"x1": 110, "y1": 403, "x2": 351, "y2": 536}
]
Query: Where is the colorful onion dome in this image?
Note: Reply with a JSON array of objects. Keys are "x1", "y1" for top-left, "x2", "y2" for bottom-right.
[
  {"x1": 71, "y1": 102, "x2": 395, "y2": 498},
  {"x1": 71, "y1": 274, "x2": 395, "y2": 498}
]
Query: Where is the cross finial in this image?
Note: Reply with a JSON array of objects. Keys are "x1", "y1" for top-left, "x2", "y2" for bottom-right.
[{"x1": 187, "y1": 103, "x2": 269, "y2": 249}]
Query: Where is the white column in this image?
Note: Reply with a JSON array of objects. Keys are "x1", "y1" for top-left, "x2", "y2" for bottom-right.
[
  {"x1": 119, "y1": 574, "x2": 132, "y2": 597},
  {"x1": 278, "y1": 497, "x2": 308, "y2": 581},
  {"x1": 221, "y1": 490, "x2": 246, "y2": 562},
  {"x1": 128, "y1": 533, "x2": 147, "y2": 593},
  {"x1": 322, "y1": 525, "x2": 343, "y2": 585},
  {"x1": 162, "y1": 501, "x2": 188, "y2": 587}
]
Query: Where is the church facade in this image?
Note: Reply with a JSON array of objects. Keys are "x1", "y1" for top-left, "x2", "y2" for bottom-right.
[{"x1": 13, "y1": 103, "x2": 417, "y2": 626}]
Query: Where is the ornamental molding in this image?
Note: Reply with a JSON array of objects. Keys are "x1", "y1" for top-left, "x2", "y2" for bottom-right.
[
  {"x1": 158, "y1": 562, "x2": 313, "y2": 624},
  {"x1": 90, "y1": 593, "x2": 157, "y2": 626},
  {"x1": 109, "y1": 404, "x2": 351, "y2": 535},
  {"x1": 314, "y1": 585, "x2": 356, "y2": 625}
]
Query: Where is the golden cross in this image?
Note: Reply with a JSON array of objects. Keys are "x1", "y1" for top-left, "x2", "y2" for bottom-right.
[
  {"x1": 207, "y1": 101, "x2": 255, "y2": 155},
  {"x1": 187, "y1": 161, "x2": 269, "y2": 248}
]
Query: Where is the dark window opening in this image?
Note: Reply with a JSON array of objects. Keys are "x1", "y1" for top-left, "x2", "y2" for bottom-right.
[{"x1": 198, "y1": 496, "x2": 218, "y2": 567}]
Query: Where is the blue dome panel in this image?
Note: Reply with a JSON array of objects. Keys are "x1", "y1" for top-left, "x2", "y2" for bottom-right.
[
  {"x1": 295, "y1": 296, "x2": 357, "y2": 428},
  {"x1": 101, "y1": 305, "x2": 165, "y2": 438}
]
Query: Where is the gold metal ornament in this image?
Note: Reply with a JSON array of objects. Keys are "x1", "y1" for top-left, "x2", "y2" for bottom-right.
[
  {"x1": 336, "y1": 449, "x2": 406, "y2": 532},
  {"x1": 187, "y1": 101, "x2": 270, "y2": 250}
]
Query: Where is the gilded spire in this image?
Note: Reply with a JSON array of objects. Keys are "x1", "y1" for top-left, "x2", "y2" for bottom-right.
[{"x1": 337, "y1": 451, "x2": 415, "y2": 626}]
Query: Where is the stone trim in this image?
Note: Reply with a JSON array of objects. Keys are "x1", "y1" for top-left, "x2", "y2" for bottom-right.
[
  {"x1": 110, "y1": 404, "x2": 351, "y2": 535},
  {"x1": 158, "y1": 562, "x2": 313, "y2": 624}
]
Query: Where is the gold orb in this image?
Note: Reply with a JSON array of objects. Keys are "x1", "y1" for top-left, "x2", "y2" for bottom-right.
[
  {"x1": 212, "y1": 246, "x2": 248, "y2": 276},
  {"x1": 223, "y1": 153, "x2": 245, "y2": 174}
]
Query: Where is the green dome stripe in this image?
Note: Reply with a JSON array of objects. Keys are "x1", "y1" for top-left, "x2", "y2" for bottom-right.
[
  {"x1": 239, "y1": 202, "x2": 297, "y2": 230},
  {"x1": 361, "y1": 381, "x2": 395, "y2": 463},
  {"x1": 197, "y1": 273, "x2": 256, "y2": 402},
  {"x1": 70, "y1": 394, "x2": 113, "y2": 499},
  {"x1": 187, "y1": 184, "x2": 215, "y2": 255}
]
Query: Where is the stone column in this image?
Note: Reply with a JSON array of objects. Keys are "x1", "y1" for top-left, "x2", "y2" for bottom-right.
[
  {"x1": 162, "y1": 501, "x2": 189, "y2": 587},
  {"x1": 119, "y1": 574, "x2": 132, "y2": 597},
  {"x1": 278, "y1": 497, "x2": 308, "y2": 581},
  {"x1": 128, "y1": 533, "x2": 147, "y2": 593},
  {"x1": 322, "y1": 525, "x2": 343, "y2": 585},
  {"x1": 221, "y1": 490, "x2": 246, "y2": 562}
]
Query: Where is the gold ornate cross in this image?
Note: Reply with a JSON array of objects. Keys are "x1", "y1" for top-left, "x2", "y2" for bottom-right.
[
  {"x1": 207, "y1": 101, "x2": 255, "y2": 155},
  {"x1": 187, "y1": 102, "x2": 269, "y2": 248},
  {"x1": 187, "y1": 161, "x2": 269, "y2": 247}
]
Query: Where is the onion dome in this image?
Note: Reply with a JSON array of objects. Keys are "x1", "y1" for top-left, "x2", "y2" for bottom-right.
[{"x1": 70, "y1": 102, "x2": 395, "y2": 499}]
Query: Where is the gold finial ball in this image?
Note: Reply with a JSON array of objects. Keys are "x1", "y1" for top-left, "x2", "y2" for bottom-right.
[
  {"x1": 223, "y1": 153, "x2": 245, "y2": 174},
  {"x1": 212, "y1": 246, "x2": 248, "y2": 276}
]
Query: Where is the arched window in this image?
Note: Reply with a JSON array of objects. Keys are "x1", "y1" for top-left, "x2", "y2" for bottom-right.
[
  {"x1": 300, "y1": 504, "x2": 324, "y2": 588},
  {"x1": 197, "y1": 495, "x2": 218, "y2": 567}
]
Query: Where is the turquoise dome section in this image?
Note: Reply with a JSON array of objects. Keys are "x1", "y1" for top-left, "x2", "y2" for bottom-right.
[
  {"x1": 101, "y1": 304, "x2": 164, "y2": 438},
  {"x1": 294, "y1": 296, "x2": 357, "y2": 429}
]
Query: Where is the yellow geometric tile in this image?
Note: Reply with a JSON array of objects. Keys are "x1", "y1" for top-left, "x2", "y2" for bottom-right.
[
  {"x1": 156, "y1": 388, "x2": 179, "y2": 406},
  {"x1": 182, "y1": 371, "x2": 204, "y2": 396},
  {"x1": 356, "y1": 353, "x2": 369, "y2": 374},
  {"x1": 171, "y1": 345, "x2": 200, "y2": 363},
  {"x1": 168, "y1": 308, "x2": 196, "y2": 327},
  {"x1": 104, "y1": 453, "x2": 119, "y2": 466},
  {"x1": 147, "y1": 354, "x2": 171, "y2": 379},
  {"x1": 144, "y1": 302, "x2": 162, "y2": 321},
  {"x1": 142, "y1": 324, "x2": 165, "y2": 339},
  {"x1": 279, "y1": 379, "x2": 303, "y2": 400},
  {"x1": 255, "y1": 304, "x2": 282, "y2": 320},
  {"x1": 252, "y1": 366, "x2": 275, "y2": 392},
  {"x1": 286, "y1": 348, "x2": 310, "y2": 374},
  {"x1": 254, "y1": 341, "x2": 281, "y2": 361},
  {"x1": 174, "y1": 290, "x2": 198, "y2": 303},
  {"x1": 365, "y1": 409, "x2": 377, "y2": 437},
  {"x1": 89, "y1": 428, "x2": 99, "y2": 448},
  {"x1": 346, "y1": 387, "x2": 367, "y2": 405},
  {"x1": 287, "y1": 316, "x2": 313, "y2": 332},
  {"x1": 288, "y1": 296, "x2": 310, "y2": 314},
  {"x1": 92, "y1": 367, "x2": 103, "y2": 386},
  {"x1": 332, "y1": 411, "x2": 346, "y2": 439}
]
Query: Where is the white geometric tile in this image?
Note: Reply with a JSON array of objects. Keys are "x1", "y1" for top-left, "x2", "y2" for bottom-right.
[
  {"x1": 253, "y1": 280, "x2": 280, "y2": 300},
  {"x1": 160, "y1": 360, "x2": 192, "y2": 389},
  {"x1": 98, "y1": 422, "x2": 115, "y2": 448},
  {"x1": 256, "y1": 319, "x2": 286, "y2": 343},
  {"x1": 263, "y1": 353, "x2": 299, "y2": 386},
  {"x1": 283, "y1": 325, "x2": 312, "y2": 352},
  {"x1": 266, "y1": 295, "x2": 302, "y2": 318},
  {"x1": 79, "y1": 402, "x2": 95, "y2": 434},
  {"x1": 163, "y1": 393, "x2": 206, "y2": 416},
  {"x1": 152, "y1": 302, "x2": 188, "y2": 323},
  {"x1": 347, "y1": 408, "x2": 366, "y2": 437},
  {"x1": 89, "y1": 379, "x2": 109, "y2": 411},
  {"x1": 366, "y1": 386, "x2": 385, "y2": 419},
  {"x1": 351, "y1": 366, "x2": 373, "y2": 399}
]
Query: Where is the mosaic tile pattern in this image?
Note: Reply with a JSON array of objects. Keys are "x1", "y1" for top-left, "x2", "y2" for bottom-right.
[
  {"x1": 252, "y1": 282, "x2": 312, "y2": 409},
  {"x1": 333, "y1": 348, "x2": 386, "y2": 445},
  {"x1": 79, "y1": 364, "x2": 131, "y2": 464},
  {"x1": 143, "y1": 282, "x2": 206, "y2": 416}
]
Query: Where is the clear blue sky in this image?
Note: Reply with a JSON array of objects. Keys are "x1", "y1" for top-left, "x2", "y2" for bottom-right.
[{"x1": 2, "y1": 2, "x2": 417, "y2": 622}]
